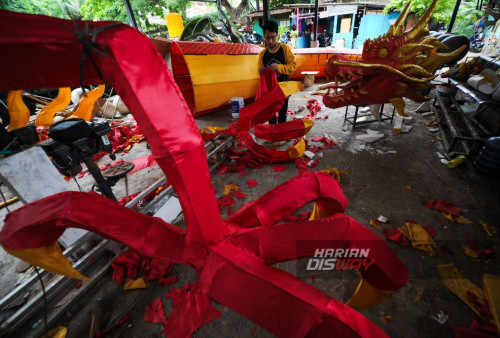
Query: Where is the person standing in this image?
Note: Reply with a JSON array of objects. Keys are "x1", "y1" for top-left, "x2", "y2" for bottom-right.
[{"x1": 258, "y1": 20, "x2": 297, "y2": 124}]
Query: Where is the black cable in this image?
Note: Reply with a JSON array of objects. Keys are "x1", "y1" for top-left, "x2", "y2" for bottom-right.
[
  {"x1": 0, "y1": 185, "x2": 11, "y2": 213},
  {"x1": 35, "y1": 267, "x2": 48, "y2": 338},
  {"x1": 72, "y1": 175, "x2": 84, "y2": 192}
]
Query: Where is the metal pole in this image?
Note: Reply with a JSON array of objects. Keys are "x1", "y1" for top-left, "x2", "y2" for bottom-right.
[
  {"x1": 447, "y1": 0, "x2": 462, "y2": 33},
  {"x1": 256, "y1": 0, "x2": 260, "y2": 11},
  {"x1": 263, "y1": 0, "x2": 269, "y2": 23},
  {"x1": 123, "y1": 0, "x2": 138, "y2": 29},
  {"x1": 314, "y1": 0, "x2": 319, "y2": 41}
]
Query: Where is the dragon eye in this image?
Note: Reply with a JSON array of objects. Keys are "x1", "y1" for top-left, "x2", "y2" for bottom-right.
[{"x1": 378, "y1": 48, "x2": 388, "y2": 58}]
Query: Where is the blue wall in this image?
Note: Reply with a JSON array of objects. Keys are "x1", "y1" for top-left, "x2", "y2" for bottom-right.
[
  {"x1": 353, "y1": 12, "x2": 400, "y2": 49},
  {"x1": 329, "y1": 15, "x2": 356, "y2": 48}
]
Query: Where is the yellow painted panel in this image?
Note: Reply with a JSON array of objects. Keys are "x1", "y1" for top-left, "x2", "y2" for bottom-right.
[
  {"x1": 5, "y1": 242, "x2": 90, "y2": 281},
  {"x1": 185, "y1": 55, "x2": 259, "y2": 86},
  {"x1": 193, "y1": 78, "x2": 259, "y2": 113}
]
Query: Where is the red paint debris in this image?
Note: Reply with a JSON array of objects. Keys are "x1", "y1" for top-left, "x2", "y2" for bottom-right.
[
  {"x1": 144, "y1": 298, "x2": 168, "y2": 324},
  {"x1": 247, "y1": 179, "x2": 258, "y2": 187},
  {"x1": 159, "y1": 276, "x2": 178, "y2": 286},
  {"x1": 422, "y1": 199, "x2": 461, "y2": 216},
  {"x1": 164, "y1": 282, "x2": 222, "y2": 337},
  {"x1": 273, "y1": 165, "x2": 288, "y2": 172}
]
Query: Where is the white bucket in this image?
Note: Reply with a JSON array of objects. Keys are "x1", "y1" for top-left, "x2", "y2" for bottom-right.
[{"x1": 230, "y1": 97, "x2": 244, "y2": 119}]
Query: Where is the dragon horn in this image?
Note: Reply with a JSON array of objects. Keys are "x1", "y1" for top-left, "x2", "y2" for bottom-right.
[
  {"x1": 405, "y1": 0, "x2": 439, "y2": 41},
  {"x1": 388, "y1": 1, "x2": 412, "y2": 36}
]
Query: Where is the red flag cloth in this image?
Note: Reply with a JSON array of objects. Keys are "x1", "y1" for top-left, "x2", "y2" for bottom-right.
[
  {"x1": 0, "y1": 12, "x2": 408, "y2": 338},
  {"x1": 294, "y1": 158, "x2": 310, "y2": 175},
  {"x1": 383, "y1": 228, "x2": 409, "y2": 247},
  {"x1": 284, "y1": 211, "x2": 312, "y2": 222},
  {"x1": 253, "y1": 119, "x2": 310, "y2": 142},
  {"x1": 247, "y1": 179, "x2": 258, "y2": 187},
  {"x1": 423, "y1": 199, "x2": 461, "y2": 216},
  {"x1": 144, "y1": 298, "x2": 168, "y2": 324},
  {"x1": 164, "y1": 282, "x2": 222, "y2": 337}
]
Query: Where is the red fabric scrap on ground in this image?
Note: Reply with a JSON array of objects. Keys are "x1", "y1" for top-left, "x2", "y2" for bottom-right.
[
  {"x1": 95, "y1": 314, "x2": 130, "y2": 338},
  {"x1": 304, "y1": 99, "x2": 322, "y2": 120},
  {"x1": 424, "y1": 225, "x2": 437, "y2": 238},
  {"x1": 311, "y1": 136, "x2": 336, "y2": 150},
  {"x1": 164, "y1": 282, "x2": 222, "y2": 337},
  {"x1": 423, "y1": 199, "x2": 461, "y2": 216},
  {"x1": 440, "y1": 246, "x2": 454, "y2": 255},
  {"x1": 383, "y1": 228, "x2": 409, "y2": 247},
  {"x1": 466, "y1": 291, "x2": 493, "y2": 318},
  {"x1": 117, "y1": 192, "x2": 140, "y2": 206},
  {"x1": 159, "y1": 276, "x2": 178, "y2": 286},
  {"x1": 295, "y1": 158, "x2": 310, "y2": 175},
  {"x1": 217, "y1": 194, "x2": 236, "y2": 216},
  {"x1": 451, "y1": 326, "x2": 496, "y2": 338},
  {"x1": 247, "y1": 179, "x2": 257, "y2": 187},
  {"x1": 233, "y1": 190, "x2": 246, "y2": 199},
  {"x1": 273, "y1": 165, "x2": 288, "y2": 172},
  {"x1": 111, "y1": 249, "x2": 173, "y2": 284},
  {"x1": 129, "y1": 155, "x2": 157, "y2": 173},
  {"x1": 144, "y1": 297, "x2": 168, "y2": 324}
]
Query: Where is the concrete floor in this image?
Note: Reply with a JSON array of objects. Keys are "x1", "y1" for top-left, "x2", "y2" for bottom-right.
[{"x1": 2, "y1": 80, "x2": 500, "y2": 337}]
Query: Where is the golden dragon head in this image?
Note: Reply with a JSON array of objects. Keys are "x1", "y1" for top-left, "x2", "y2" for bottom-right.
[{"x1": 321, "y1": 0, "x2": 468, "y2": 116}]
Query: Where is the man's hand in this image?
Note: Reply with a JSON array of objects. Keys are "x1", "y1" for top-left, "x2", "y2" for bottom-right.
[
  {"x1": 259, "y1": 67, "x2": 264, "y2": 75},
  {"x1": 269, "y1": 63, "x2": 279, "y2": 72}
]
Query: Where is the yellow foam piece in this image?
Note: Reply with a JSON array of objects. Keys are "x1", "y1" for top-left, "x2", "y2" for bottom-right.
[
  {"x1": 123, "y1": 277, "x2": 150, "y2": 290},
  {"x1": 347, "y1": 277, "x2": 395, "y2": 309},
  {"x1": 278, "y1": 81, "x2": 303, "y2": 98},
  {"x1": 35, "y1": 87, "x2": 71, "y2": 127},
  {"x1": 437, "y1": 263, "x2": 488, "y2": 318},
  {"x1": 6, "y1": 90, "x2": 30, "y2": 131},
  {"x1": 483, "y1": 274, "x2": 500, "y2": 331},
  {"x1": 69, "y1": 85, "x2": 105, "y2": 121},
  {"x1": 4, "y1": 241, "x2": 89, "y2": 281},
  {"x1": 287, "y1": 137, "x2": 306, "y2": 159}
]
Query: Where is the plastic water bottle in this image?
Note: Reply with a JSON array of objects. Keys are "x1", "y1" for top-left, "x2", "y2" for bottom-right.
[
  {"x1": 230, "y1": 97, "x2": 244, "y2": 120},
  {"x1": 473, "y1": 136, "x2": 500, "y2": 175}
]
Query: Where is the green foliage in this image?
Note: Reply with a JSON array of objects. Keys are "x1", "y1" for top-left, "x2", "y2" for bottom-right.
[
  {"x1": 384, "y1": 0, "x2": 483, "y2": 36},
  {"x1": 0, "y1": 0, "x2": 83, "y2": 18},
  {"x1": 269, "y1": 0, "x2": 296, "y2": 10},
  {"x1": 186, "y1": 11, "x2": 218, "y2": 24}
]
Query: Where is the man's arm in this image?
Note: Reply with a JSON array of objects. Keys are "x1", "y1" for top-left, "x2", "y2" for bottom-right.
[{"x1": 276, "y1": 43, "x2": 297, "y2": 75}]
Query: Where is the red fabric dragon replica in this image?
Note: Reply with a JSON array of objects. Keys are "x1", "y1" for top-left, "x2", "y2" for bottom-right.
[
  {"x1": 0, "y1": 8, "x2": 411, "y2": 338},
  {"x1": 319, "y1": 0, "x2": 468, "y2": 116}
]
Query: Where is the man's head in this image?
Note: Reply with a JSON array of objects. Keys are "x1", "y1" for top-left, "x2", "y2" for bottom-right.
[{"x1": 263, "y1": 20, "x2": 279, "y2": 48}]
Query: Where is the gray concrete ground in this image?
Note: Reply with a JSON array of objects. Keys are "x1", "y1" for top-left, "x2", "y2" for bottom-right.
[{"x1": 1, "y1": 79, "x2": 500, "y2": 337}]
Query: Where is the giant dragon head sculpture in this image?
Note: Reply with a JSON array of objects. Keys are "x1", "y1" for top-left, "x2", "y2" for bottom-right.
[{"x1": 320, "y1": 0, "x2": 468, "y2": 116}]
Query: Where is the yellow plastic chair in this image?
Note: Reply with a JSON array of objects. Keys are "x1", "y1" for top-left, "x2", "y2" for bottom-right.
[
  {"x1": 6, "y1": 90, "x2": 30, "y2": 131},
  {"x1": 35, "y1": 87, "x2": 71, "y2": 127},
  {"x1": 69, "y1": 85, "x2": 105, "y2": 121}
]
